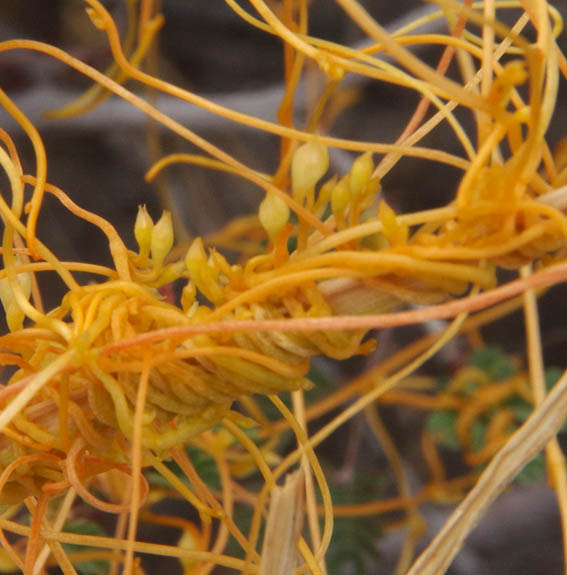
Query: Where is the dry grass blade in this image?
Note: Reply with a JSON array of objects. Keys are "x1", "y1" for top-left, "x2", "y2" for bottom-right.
[{"x1": 259, "y1": 468, "x2": 305, "y2": 575}]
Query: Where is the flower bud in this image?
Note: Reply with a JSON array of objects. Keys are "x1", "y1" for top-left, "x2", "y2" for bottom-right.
[
  {"x1": 134, "y1": 205, "x2": 154, "y2": 257},
  {"x1": 178, "y1": 527, "x2": 201, "y2": 572},
  {"x1": 154, "y1": 261, "x2": 185, "y2": 287},
  {"x1": 366, "y1": 176, "x2": 381, "y2": 197},
  {"x1": 181, "y1": 282, "x2": 197, "y2": 313},
  {"x1": 185, "y1": 237, "x2": 207, "y2": 276},
  {"x1": 258, "y1": 192, "x2": 290, "y2": 242},
  {"x1": 331, "y1": 176, "x2": 351, "y2": 216},
  {"x1": 184, "y1": 238, "x2": 225, "y2": 303},
  {"x1": 291, "y1": 140, "x2": 329, "y2": 203},
  {"x1": 0, "y1": 262, "x2": 32, "y2": 332},
  {"x1": 489, "y1": 61, "x2": 527, "y2": 107},
  {"x1": 150, "y1": 210, "x2": 174, "y2": 270},
  {"x1": 349, "y1": 152, "x2": 373, "y2": 198},
  {"x1": 378, "y1": 200, "x2": 408, "y2": 246},
  {"x1": 317, "y1": 175, "x2": 338, "y2": 206},
  {"x1": 86, "y1": 7, "x2": 106, "y2": 30}
]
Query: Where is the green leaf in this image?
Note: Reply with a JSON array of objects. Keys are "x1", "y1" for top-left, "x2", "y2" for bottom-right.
[
  {"x1": 325, "y1": 471, "x2": 387, "y2": 573},
  {"x1": 145, "y1": 469, "x2": 173, "y2": 489},
  {"x1": 508, "y1": 395, "x2": 532, "y2": 422},
  {"x1": 63, "y1": 519, "x2": 106, "y2": 538},
  {"x1": 325, "y1": 470, "x2": 388, "y2": 508},
  {"x1": 470, "y1": 417, "x2": 488, "y2": 452},
  {"x1": 286, "y1": 234, "x2": 298, "y2": 253},
  {"x1": 545, "y1": 368, "x2": 563, "y2": 392},
  {"x1": 225, "y1": 504, "x2": 256, "y2": 559},
  {"x1": 327, "y1": 515, "x2": 381, "y2": 574},
  {"x1": 302, "y1": 365, "x2": 336, "y2": 405},
  {"x1": 516, "y1": 452, "x2": 546, "y2": 484},
  {"x1": 145, "y1": 445, "x2": 220, "y2": 491},
  {"x1": 62, "y1": 520, "x2": 109, "y2": 575},
  {"x1": 185, "y1": 445, "x2": 221, "y2": 490},
  {"x1": 508, "y1": 368, "x2": 565, "y2": 430},
  {"x1": 434, "y1": 376, "x2": 449, "y2": 391},
  {"x1": 469, "y1": 347, "x2": 516, "y2": 382},
  {"x1": 426, "y1": 410, "x2": 460, "y2": 450}
]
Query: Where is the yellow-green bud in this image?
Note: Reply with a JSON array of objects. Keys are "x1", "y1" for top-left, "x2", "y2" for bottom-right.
[
  {"x1": 366, "y1": 176, "x2": 381, "y2": 197},
  {"x1": 378, "y1": 200, "x2": 396, "y2": 229},
  {"x1": 184, "y1": 238, "x2": 225, "y2": 303},
  {"x1": 0, "y1": 262, "x2": 32, "y2": 332},
  {"x1": 490, "y1": 61, "x2": 527, "y2": 108},
  {"x1": 291, "y1": 140, "x2": 329, "y2": 203},
  {"x1": 86, "y1": 7, "x2": 105, "y2": 30},
  {"x1": 154, "y1": 261, "x2": 185, "y2": 287},
  {"x1": 349, "y1": 152, "x2": 373, "y2": 198},
  {"x1": 134, "y1": 205, "x2": 154, "y2": 257},
  {"x1": 178, "y1": 528, "x2": 199, "y2": 572},
  {"x1": 378, "y1": 200, "x2": 408, "y2": 246},
  {"x1": 181, "y1": 282, "x2": 197, "y2": 313},
  {"x1": 318, "y1": 175, "x2": 338, "y2": 206},
  {"x1": 258, "y1": 192, "x2": 290, "y2": 242},
  {"x1": 498, "y1": 60, "x2": 527, "y2": 87},
  {"x1": 331, "y1": 176, "x2": 351, "y2": 216},
  {"x1": 150, "y1": 210, "x2": 174, "y2": 270},
  {"x1": 185, "y1": 237, "x2": 207, "y2": 275}
]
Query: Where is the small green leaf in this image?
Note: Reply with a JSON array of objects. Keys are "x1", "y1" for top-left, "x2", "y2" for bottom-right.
[
  {"x1": 516, "y1": 453, "x2": 546, "y2": 484},
  {"x1": 145, "y1": 446, "x2": 220, "y2": 491},
  {"x1": 545, "y1": 368, "x2": 563, "y2": 391},
  {"x1": 286, "y1": 234, "x2": 298, "y2": 253},
  {"x1": 145, "y1": 469, "x2": 173, "y2": 489},
  {"x1": 62, "y1": 520, "x2": 109, "y2": 575},
  {"x1": 327, "y1": 516, "x2": 381, "y2": 574},
  {"x1": 185, "y1": 445, "x2": 221, "y2": 490},
  {"x1": 434, "y1": 377, "x2": 449, "y2": 391},
  {"x1": 324, "y1": 470, "x2": 387, "y2": 573},
  {"x1": 63, "y1": 519, "x2": 106, "y2": 538},
  {"x1": 509, "y1": 397, "x2": 533, "y2": 422},
  {"x1": 426, "y1": 410, "x2": 460, "y2": 450},
  {"x1": 225, "y1": 504, "x2": 255, "y2": 559},
  {"x1": 470, "y1": 418, "x2": 487, "y2": 452},
  {"x1": 304, "y1": 365, "x2": 335, "y2": 403},
  {"x1": 469, "y1": 347, "x2": 516, "y2": 381}
]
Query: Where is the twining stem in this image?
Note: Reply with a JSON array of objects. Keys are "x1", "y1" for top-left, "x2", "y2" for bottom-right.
[{"x1": 99, "y1": 262, "x2": 567, "y2": 355}]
